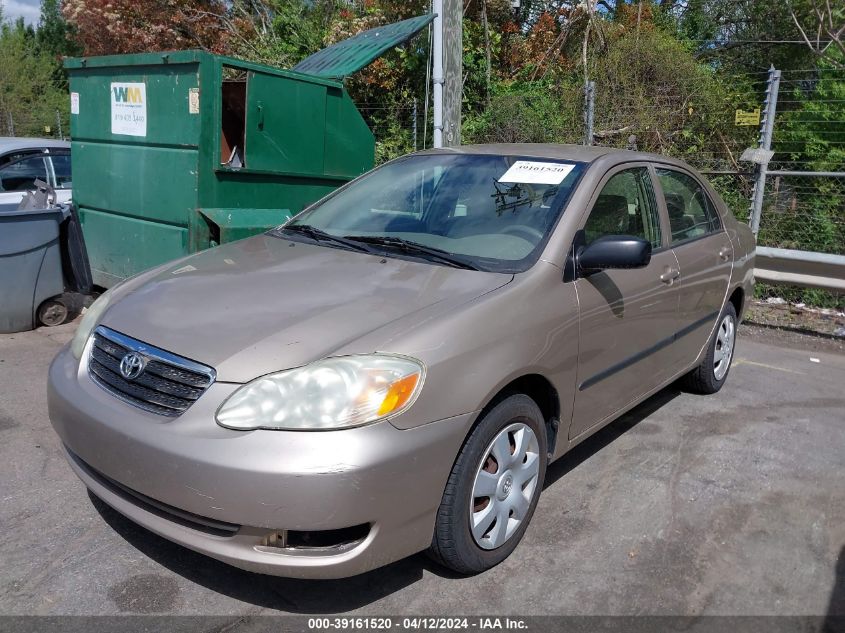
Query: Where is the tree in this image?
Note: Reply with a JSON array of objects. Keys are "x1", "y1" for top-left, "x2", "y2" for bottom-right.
[
  {"x1": 669, "y1": 0, "x2": 817, "y2": 72},
  {"x1": 0, "y1": 19, "x2": 68, "y2": 137},
  {"x1": 228, "y1": 0, "x2": 329, "y2": 67},
  {"x1": 36, "y1": 0, "x2": 81, "y2": 61},
  {"x1": 62, "y1": 0, "x2": 236, "y2": 56},
  {"x1": 791, "y1": 0, "x2": 845, "y2": 69}
]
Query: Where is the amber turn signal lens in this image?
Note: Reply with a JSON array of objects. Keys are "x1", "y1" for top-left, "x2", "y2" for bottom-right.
[{"x1": 377, "y1": 373, "x2": 421, "y2": 416}]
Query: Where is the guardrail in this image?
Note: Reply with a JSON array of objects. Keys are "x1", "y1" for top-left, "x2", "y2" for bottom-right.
[{"x1": 754, "y1": 247, "x2": 845, "y2": 293}]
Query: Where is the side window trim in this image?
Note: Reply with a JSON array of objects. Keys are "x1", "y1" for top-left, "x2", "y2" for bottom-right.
[
  {"x1": 647, "y1": 163, "x2": 673, "y2": 250},
  {"x1": 638, "y1": 167, "x2": 663, "y2": 249},
  {"x1": 651, "y1": 164, "x2": 725, "y2": 247},
  {"x1": 46, "y1": 156, "x2": 57, "y2": 188},
  {"x1": 576, "y1": 162, "x2": 668, "y2": 252}
]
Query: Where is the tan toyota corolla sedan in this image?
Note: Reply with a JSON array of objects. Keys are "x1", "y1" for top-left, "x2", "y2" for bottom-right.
[{"x1": 48, "y1": 144, "x2": 754, "y2": 578}]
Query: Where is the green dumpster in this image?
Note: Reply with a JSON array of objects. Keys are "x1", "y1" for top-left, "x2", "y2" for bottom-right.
[{"x1": 64, "y1": 14, "x2": 434, "y2": 287}]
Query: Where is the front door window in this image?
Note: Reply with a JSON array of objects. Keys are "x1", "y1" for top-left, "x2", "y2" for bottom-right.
[{"x1": 584, "y1": 167, "x2": 662, "y2": 248}]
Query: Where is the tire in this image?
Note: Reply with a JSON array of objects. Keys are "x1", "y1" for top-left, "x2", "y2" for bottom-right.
[
  {"x1": 681, "y1": 302, "x2": 737, "y2": 395},
  {"x1": 428, "y1": 394, "x2": 548, "y2": 575},
  {"x1": 37, "y1": 299, "x2": 69, "y2": 327}
]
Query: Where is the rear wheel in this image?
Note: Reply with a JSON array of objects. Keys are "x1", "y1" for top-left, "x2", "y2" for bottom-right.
[
  {"x1": 681, "y1": 302, "x2": 737, "y2": 394},
  {"x1": 428, "y1": 394, "x2": 547, "y2": 574}
]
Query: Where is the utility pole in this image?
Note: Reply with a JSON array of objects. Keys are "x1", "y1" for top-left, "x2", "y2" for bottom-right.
[
  {"x1": 442, "y1": 0, "x2": 462, "y2": 146},
  {"x1": 432, "y1": 0, "x2": 461, "y2": 148},
  {"x1": 432, "y1": 0, "x2": 444, "y2": 148}
]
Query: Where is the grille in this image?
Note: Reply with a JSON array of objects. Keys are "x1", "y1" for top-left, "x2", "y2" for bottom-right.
[{"x1": 88, "y1": 326, "x2": 216, "y2": 417}]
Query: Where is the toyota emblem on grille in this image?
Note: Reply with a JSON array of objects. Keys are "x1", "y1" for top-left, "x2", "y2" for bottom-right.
[{"x1": 119, "y1": 352, "x2": 146, "y2": 380}]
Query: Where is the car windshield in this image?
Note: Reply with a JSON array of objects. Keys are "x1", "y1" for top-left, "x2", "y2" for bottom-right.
[{"x1": 277, "y1": 153, "x2": 586, "y2": 272}]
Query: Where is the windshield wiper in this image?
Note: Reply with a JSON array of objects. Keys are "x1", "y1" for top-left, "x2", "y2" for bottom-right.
[
  {"x1": 276, "y1": 224, "x2": 374, "y2": 254},
  {"x1": 343, "y1": 235, "x2": 480, "y2": 270}
]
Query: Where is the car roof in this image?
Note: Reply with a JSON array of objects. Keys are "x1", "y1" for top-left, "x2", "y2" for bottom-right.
[
  {"x1": 0, "y1": 137, "x2": 70, "y2": 153},
  {"x1": 415, "y1": 143, "x2": 695, "y2": 170}
]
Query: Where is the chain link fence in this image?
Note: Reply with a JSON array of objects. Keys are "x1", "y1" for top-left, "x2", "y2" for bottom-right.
[
  {"x1": 751, "y1": 68, "x2": 844, "y2": 317},
  {"x1": 758, "y1": 69, "x2": 845, "y2": 258},
  {"x1": 0, "y1": 106, "x2": 67, "y2": 139},
  {"x1": 358, "y1": 104, "x2": 423, "y2": 165}
]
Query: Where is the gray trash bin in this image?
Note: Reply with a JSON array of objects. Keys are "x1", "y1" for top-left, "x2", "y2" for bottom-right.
[{"x1": 0, "y1": 204, "x2": 70, "y2": 333}]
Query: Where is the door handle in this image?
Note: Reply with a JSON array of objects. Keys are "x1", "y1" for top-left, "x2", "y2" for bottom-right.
[
  {"x1": 660, "y1": 267, "x2": 680, "y2": 284},
  {"x1": 256, "y1": 102, "x2": 265, "y2": 131},
  {"x1": 718, "y1": 246, "x2": 731, "y2": 261}
]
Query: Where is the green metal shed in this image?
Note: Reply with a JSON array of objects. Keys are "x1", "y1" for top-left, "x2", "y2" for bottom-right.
[{"x1": 64, "y1": 14, "x2": 434, "y2": 287}]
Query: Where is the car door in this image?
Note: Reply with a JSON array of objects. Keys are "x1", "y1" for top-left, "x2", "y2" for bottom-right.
[
  {"x1": 0, "y1": 153, "x2": 50, "y2": 205},
  {"x1": 570, "y1": 165, "x2": 680, "y2": 439},
  {"x1": 653, "y1": 167, "x2": 732, "y2": 372}
]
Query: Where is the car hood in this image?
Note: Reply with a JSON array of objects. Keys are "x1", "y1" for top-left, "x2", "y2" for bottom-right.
[{"x1": 100, "y1": 234, "x2": 513, "y2": 382}]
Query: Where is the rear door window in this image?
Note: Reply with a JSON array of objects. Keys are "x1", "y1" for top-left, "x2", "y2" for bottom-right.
[{"x1": 655, "y1": 168, "x2": 721, "y2": 243}]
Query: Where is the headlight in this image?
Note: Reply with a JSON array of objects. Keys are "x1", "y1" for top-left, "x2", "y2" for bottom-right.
[
  {"x1": 216, "y1": 354, "x2": 425, "y2": 431},
  {"x1": 70, "y1": 289, "x2": 113, "y2": 360}
]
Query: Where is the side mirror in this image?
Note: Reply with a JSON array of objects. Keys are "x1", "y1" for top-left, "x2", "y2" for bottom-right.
[{"x1": 576, "y1": 235, "x2": 652, "y2": 275}]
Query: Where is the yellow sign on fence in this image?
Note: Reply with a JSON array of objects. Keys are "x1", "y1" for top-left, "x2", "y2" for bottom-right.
[{"x1": 735, "y1": 108, "x2": 761, "y2": 126}]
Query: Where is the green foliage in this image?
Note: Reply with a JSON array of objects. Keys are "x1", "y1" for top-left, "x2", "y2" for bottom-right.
[
  {"x1": 36, "y1": 0, "x2": 80, "y2": 62},
  {"x1": 374, "y1": 118, "x2": 415, "y2": 165},
  {"x1": 778, "y1": 62, "x2": 845, "y2": 171},
  {"x1": 0, "y1": 19, "x2": 68, "y2": 137},
  {"x1": 235, "y1": 0, "x2": 325, "y2": 67},
  {"x1": 588, "y1": 26, "x2": 758, "y2": 157},
  {"x1": 462, "y1": 16, "x2": 502, "y2": 112},
  {"x1": 463, "y1": 79, "x2": 582, "y2": 144},
  {"x1": 709, "y1": 174, "x2": 752, "y2": 223},
  {"x1": 758, "y1": 61, "x2": 845, "y2": 257},
  {"x1": 465, "y1": 25, "x2": 758, "y2": 160},
  {"x1": 674, "y1": 0, "x2": 816, "y2": 72}
]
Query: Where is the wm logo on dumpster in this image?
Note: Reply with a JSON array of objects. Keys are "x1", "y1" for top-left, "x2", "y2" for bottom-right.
[
  {"x1": 110, "y1": 82, "x2": 147, "y2": 137},
  {"x1": 112, "y1": 86, "x2": 144, "y2": 104}
]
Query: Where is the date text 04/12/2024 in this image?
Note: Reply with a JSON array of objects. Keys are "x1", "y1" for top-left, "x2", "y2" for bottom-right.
[{"x1": 307, "y1": 617, "x2": 529, "y2": 631}]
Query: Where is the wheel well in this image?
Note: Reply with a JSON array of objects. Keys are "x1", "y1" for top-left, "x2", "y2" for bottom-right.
[
  {"x1": 729, "y1": 287, "x2": 744, "y2": 320},
  {"x1": 482, "y1": 374, "x2": 561, "y2": 456}
]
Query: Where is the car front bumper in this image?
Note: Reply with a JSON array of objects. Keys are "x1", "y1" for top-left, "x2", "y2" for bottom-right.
[{"x1": 48, "y1": 345, "x2": 475, "y2": 579}]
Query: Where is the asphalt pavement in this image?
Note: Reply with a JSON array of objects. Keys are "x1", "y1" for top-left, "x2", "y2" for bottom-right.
[{"x1": 0, "y1": 320, "x2": 843, "y2": 617}]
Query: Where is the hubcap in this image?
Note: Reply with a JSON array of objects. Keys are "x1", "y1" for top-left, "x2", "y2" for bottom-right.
[
  {"x1": 470, "y1": 422, "x2": 540, "y2": 550},
  {"x1": 39, "y1": 302, "x2": 67, "y2": 327},
  {"x1": 713, "y1": 314, "x2": 736, "y2": 381}
]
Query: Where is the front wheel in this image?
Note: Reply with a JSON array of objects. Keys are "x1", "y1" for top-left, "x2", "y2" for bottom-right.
[
  {"x1": 428, "y1": 394, "x2": 547, "y2": 574},
  {"x1": 681, "y1": 302, "x2": 737, "y2": 394}
]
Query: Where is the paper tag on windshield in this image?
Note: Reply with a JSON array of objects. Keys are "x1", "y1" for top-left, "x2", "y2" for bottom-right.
[{"x1": 498, "y1": 161, "x2": 575, "y2": 185}]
